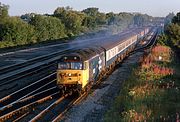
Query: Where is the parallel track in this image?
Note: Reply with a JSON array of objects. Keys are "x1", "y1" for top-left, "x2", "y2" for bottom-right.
[
  {"x1": 0, "y1": 92, "x2": 59, "y2": 122},
  {"x1": 0, "y1": 28, "x2": 159, "y2": 121},
  {"x1": 0, "y1": 48, "x2": 76, "y2": 85},
  {"x1": 0, "y1": 73, "x2": 59, "y2": 121},
  {"x1": 0, "y1": 73, "x2": 56, "y2": 107},
  {"x1": 0, "y1": 86, "x2": 58, "y2": 116},
  {"x1": 0, "y1": 48, "x2": 70, "y2": 75}
]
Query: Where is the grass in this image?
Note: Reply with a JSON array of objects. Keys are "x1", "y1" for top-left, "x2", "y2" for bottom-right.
[{"x1": 104, "y1": 45, "x2": 180, "y2": 122}]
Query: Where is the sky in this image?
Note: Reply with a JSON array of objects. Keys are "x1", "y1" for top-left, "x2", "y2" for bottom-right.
[{"x1": 0, "y1": 0, "x2": 180, "y2": 17}]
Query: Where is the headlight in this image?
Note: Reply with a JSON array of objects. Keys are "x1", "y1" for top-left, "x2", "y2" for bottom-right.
[
  {"x1": 68, "y1": 73, "x2": 72, "y2": 76},
  {"x1": 78, "y1": 80, "x2": 81, "y2": 84}
]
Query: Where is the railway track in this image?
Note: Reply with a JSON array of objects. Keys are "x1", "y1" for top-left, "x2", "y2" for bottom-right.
[
  {"x1": 133, "y1": 30, "x2": 158, "y2": 52},
  {"x1": 0, "y1": 62, "x2": 56, "y2": 89},
  {"x1": 0, "y1": 72, "x2": 60, "y2": 121},
  {"x1": 0, "y1": 92, "x2": 59, "y2": 122},
  {"x1": 0, "y1": 72, "x2": 92, "y2": 122},
  {"x1": 0, "y1": 48, "x2": 75, "y2": 82},
  {"x1": 51, "y1": 92, "x2": 89, "y2": 122},
  {"x1": 29, "y1": 92, "x2": 87, "y2": 122},
  {"x1": 0, "y1": 86, "x2": 58, "y2": 116},
  {"x1": 0, "y1": 49, "x2": 61, "y2": 75},
  {"x1": 0, "y1": 73, "x2": 56, "y2": 107}
]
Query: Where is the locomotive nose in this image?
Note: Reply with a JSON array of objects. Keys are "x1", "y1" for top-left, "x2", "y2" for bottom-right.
[{"x1": 58, "y1": 72, "x2": 81, "y2": 84}]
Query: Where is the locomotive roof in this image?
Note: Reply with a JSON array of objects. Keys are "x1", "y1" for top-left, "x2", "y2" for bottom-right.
[{"x1": 60, "y1": 46, "x2": 105, "y2": 61}]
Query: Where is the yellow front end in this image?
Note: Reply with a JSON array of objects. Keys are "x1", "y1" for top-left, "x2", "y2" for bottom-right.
[{"x1": 57, "y1": 69, "x2": 89, "y2": 89}]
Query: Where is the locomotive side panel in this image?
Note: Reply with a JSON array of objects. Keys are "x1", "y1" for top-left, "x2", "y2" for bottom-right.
[
  {"x1": 88, "y1": 55, "x2": 100, "y2": 82},
  {"x1": 88, "y1": 52, "x2": 105, "y2": 82}
]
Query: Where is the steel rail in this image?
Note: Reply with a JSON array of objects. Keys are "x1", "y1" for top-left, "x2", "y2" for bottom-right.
[
  {"x1": 0, "y1": 53, "x2": 62, "y2": 82},
  {"x1": 12, "y1": 111, "x2": 30, "y2": 122},
  {"x1": 29, "y1": 96, "x2": 66, "y2": 122},
  {"x1": 133, "y1": 30, "x2": 158, "y2": 53},
  {"x1": 52, "y1": 92, "x2": 88, "y2": 122},
  {"x1": 0, "y1": 73, "x2": 56, "y2": 107},
  {"x1": 0, "y1": 86, "x2": 58, "y2": 115},
  {"x1": 0, "y1": 62, "x2": 56, "y2": 87},
  {"x1": 0, "y1": 48, "x2": 71, "y2": 75},
  {"x1": 0, "y1": 79, "x2": 56, "y2": 109},
  {"x1": 0, "y1": 92, "x2": 59, "y2": 121}
]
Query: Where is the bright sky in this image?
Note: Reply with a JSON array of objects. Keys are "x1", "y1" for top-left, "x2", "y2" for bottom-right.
[{"x1": 1, "y1": 0, "x2": 180, "y2": 17}]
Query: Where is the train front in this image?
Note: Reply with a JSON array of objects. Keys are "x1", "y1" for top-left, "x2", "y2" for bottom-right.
[{"x1": 57, "y1": 54, "x2": 89, "y2": 94}]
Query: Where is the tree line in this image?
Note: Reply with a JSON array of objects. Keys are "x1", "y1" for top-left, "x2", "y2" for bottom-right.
[
  {"x1": 157, "y1": 12, "x2": 180, "y2": 58},
  {"x1": 0, "y1": 2, "x2": 153, "y2": 48}
]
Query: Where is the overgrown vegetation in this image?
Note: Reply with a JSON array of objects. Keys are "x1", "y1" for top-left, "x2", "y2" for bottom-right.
[
  {"x1": 104, "y1": 12, "x2": 180, "y2": 121},
  {"x1": 105, "y1": 45, "x2": 180, "y2": 121},
  {"x1": 0, "y1": 2, "x2": 154, "y2": 49}
]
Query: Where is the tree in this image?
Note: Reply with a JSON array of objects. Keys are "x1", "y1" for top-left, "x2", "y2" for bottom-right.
[
  {"x1": 82, "y1": 7, "x2": 99, "y2": 17},
  {"x1": 64, "y1": 12, "x2": 82, "y2": 34},
  {"x1": 96, "y1": 12, "x2": 107, "y2": 25},
  {"x1": 82, "y1": 7, "x2": 105, "y2": 28},
  {"x1": 106, "y1": 12, "x2": 116, "y2": 25},
  {"x1": 166, "y1": 23, "x2": 180, "y2": 48},
  {"x1": 133, "y1": 14, "x2": 152, "y2": 26},
  {"x1": 0, "y1": 2, "x2": 9, "y2": 23},
  {"x1": 82, "y1": 15, "x2": 96, "y2": 28},
  {"x1": 172, "y1": 12, "x2": 180, "y2": 25},
  {"x1": 165, "y1": 12, "x2": 180, "y2": 49},
  {"x1": 29, "y1": 15, "x2": 65, "y2": 41},
  {"x1": 54, "y1": 7, "x2": 67, "y2": 20},
  {"x1": 54, "y1": 7, "x2": 83, "y2": 35},
  {"x1": 0, "y1": 17, "x2": 36, "y2": 44}
]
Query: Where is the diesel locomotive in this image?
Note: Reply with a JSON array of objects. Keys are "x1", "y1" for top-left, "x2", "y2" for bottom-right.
[{"x1": 57, "y1": 27, "x2": 155, "y2": 94}]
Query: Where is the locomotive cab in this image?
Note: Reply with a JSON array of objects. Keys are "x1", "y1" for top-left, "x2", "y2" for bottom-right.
[{"x1": 57, "y1": 54, "x2": 89, "y2": 93}]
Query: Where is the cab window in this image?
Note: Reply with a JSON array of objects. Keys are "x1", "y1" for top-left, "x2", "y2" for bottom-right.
[{"x1": 58, "y1": 62, "x2": 83, "y2": 70}]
